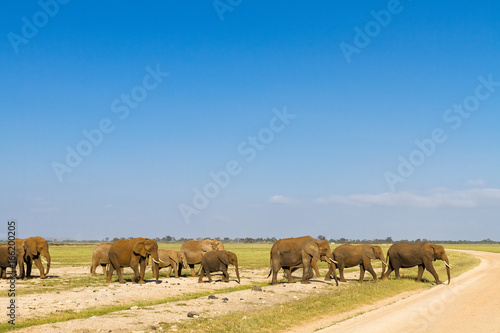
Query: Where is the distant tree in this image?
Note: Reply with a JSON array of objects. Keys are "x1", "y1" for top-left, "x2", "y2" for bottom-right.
[{"x1": 317, "y1": 235, "x2": 326, "y2": 241}]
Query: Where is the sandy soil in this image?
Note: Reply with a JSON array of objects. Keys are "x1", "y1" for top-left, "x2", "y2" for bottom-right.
[{"x1": 312, "y1": 250, "x2": 500, "y2": 333}]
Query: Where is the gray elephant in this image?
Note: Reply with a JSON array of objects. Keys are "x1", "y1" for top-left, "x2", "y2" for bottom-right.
[
  {"x1": 0, "y1": 242, "x2": 25, "y2": 279},
  {"x1": 382, "y1": 242, "x2": 451, "y2": 285},
  {"x1": 156, "y1": 249, "x2": 188, "y2": 278},
  {"x1": 107, "y1": 238, "x2": 161, "y2": 284},
  {"x1": 91, "y1": 243, "x2": 113, "y2": 275},
  {"x1": 198, "y1": 250, "x2": 240, "y2": 283},
  {"x1": 179, "y1": 239, "x2": 224, "y2": 277},
  {"x1": 268, "y1": 236, "x2": 337, "y2": 285},
  {"x1": 328, "y1": 244, "x2": 387, "y2": 282}
]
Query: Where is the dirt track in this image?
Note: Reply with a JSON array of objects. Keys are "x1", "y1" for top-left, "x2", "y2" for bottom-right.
[{"x1": 317, "y1": 250, "x2": 500, "y2": 333}]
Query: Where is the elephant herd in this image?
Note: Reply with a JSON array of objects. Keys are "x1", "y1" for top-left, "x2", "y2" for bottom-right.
[{"x1": 1, "y1": 236, "x2": 451, "y2": 287}]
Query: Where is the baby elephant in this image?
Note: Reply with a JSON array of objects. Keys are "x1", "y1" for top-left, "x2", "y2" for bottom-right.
[
  {"x1": 198, "y1": 250, "x2": 240, "y2": 283},
  {"x1": 91, "y1": 243, "x2": 112, "y2": 275},
  {"x1": 155, "y1": 249, "x2": 188, "y2": 278}
]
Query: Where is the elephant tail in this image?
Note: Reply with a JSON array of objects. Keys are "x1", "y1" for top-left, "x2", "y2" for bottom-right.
[{"x1": 266, "y1": 268, "x2": 272, "y2": 278}]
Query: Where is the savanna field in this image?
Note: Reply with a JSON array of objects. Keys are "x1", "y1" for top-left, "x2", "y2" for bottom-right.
[{"x1": 1, "y1": 242, "x2": 496, "y2": 332}]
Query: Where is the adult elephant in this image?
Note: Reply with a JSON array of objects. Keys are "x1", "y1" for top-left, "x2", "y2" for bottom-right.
[
  {"x1": 268, "y1": 236, "x2": 337, "y2": 285},
  {"x1": 91, "y1": 243, "x2": 113, "y2": 275},
  {"x1": 156, "y1": 249, "x2": 188, "y2": 278},
  {"x1": 22, "y1": 237, "x2": 51, "y2": 279},
  {"x1": 106, "y1": 238, "x2": 160, "y2": 284},
  {"x1": 329, "y1": 244, "x2": 387, "y2": 283},
  {"x1": 291, "y1": 240, "x2": 338, "y2": 283},
  {"x1": 382, "y1": 242, "x2": 451, "y2": 285},
  {"x1": 179, "y1": 239, "x2": 224, "y2": 277},
  {"x1": 0, "y1": 242, "x2": 25, "y2": 279},
  {"x1": 198, "y1": 250, "x2": 240, "y2": 283}
]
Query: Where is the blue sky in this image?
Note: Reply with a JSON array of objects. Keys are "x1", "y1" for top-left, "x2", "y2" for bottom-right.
[{"x1": 1, "y1": 1, "x2": 499, "y2": 241}]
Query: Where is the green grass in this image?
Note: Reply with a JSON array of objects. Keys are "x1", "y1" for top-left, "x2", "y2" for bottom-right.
[{"x1": 440, "y1": 244, "x2": 500, "y2": 253}]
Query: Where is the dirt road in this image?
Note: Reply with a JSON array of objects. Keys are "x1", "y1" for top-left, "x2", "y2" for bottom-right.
[{"x1": 318, "y1": 250, "x2": 500, "y2": 333}]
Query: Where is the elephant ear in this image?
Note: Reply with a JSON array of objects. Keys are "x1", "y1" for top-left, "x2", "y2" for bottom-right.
[
  {"x1": 424, "y1": 244, "x2": 435, "y2": 261},
  {"x1": 169, "y1": 251, "x2": 179, "y2": 262},
  {"x1": 305, "y1": 243, "x2": 320, "y2": 261},
  {"x1": 25, "y1": 239, "x2": 38, "y2": 256},
  {"x1": 362, "y1": 246, "x2": 377, "y2": 259},
  {"x1": 219, "y1": 252, "x2": 231, "y2": 266},
  {"x1": 201, "y1": 241, "x2": 212, "y2": 253},
  {"x1": 133, "y1": 242, "x2": 147, "y2": 257}
]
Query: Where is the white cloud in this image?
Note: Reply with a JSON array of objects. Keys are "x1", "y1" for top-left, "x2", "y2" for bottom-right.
[
  {"x1": 269, "y1": 195, "x2": 298, "y2": 205},
  {"x1": 315, "y1": 188, "x2": 500, "y2": 208},
  {"x1": 467, "y1": 179, "x2": 485, "y2": 186}
]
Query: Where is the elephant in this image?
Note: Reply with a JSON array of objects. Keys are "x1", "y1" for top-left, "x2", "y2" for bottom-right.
[
  {"x1": 198, "y1": 250, "x2": 240, "y2": 283},
  {"x1": 328, "y1": 244, "x2": 387, "y2": 283},
  {"x1": 106, "y1": 238, "x2": 161, "y2": 284},
  {"x1": 0, "y1": 242, "x2": 25, "y2": 279},
  {"x1": 179, "y1": 239, "x2": 225, "y2": 277},
  {"x1": 290, "y1": 240, "x2": 338, "y2": 283},
  {"x1": 91, "y1": 243, "x2": 113, "y2": 275},
  {"x1": 382, "y1": 242, "x2": 451, "y2": 285},
  {"x1": 267, "y1": 236, "x2": 338, "y2": 285},
  {"x1": 156, "y1": 249, "x2": 188, "y2": 278},
  {"x1": 20, "y1": 237, "x2": 51, "y2": 279}
]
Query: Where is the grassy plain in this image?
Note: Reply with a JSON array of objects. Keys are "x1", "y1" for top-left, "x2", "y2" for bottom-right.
[{"x1": 1, "y1": 243, "x2": 495, "y2": 332}]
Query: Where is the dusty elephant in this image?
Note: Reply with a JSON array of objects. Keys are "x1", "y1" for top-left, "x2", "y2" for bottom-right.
[
  {"x1": 91, "y1": 243, "x2": 113, "y2": 275},
  {"x1": 179, "y1": 239, "x2": 224, "y2": 277},
  {"x1": 268, "y1": 236, "x2": 337, "y2": 285},
  {"x1": 106, "y1": 238, "x2": 161, "y2": 284},
  {"x1": 290, "y1": 240, "x2": 338, "y2": 283},
  {"x1": 0, "y1": 242, "x2": 25, "y2": 279},
  {"x1": 328, "y1": 244, "x2": 387, "y2": 282},
  {"x1": 382, "y1": 242, "x2": 451, "y2": 285},
  {"x1": 21, "y1": 236, "x2": 51, "y2": 279},
  {"x1": 156, "y1": 249, "x2": 188, "y2": 278},
  {"x1": 198, "y1": 250, "x2": 240, "y2": 283}
]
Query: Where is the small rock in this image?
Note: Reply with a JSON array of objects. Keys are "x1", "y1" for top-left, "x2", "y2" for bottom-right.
[
  {"x1": 242, "y1": 316, "x2": 247, "y2": 319},
  {"x1": 240, "y1": 298, "x2": 244, "y2": 301},
  {"x1": 208, "y1": 295, "x2": 218, "y2": 300},
  {"x1": 222, "y1": 297, "x2": 229, "y2": 301},
  {"x1": 130, "y1": 306, "x2": 139, "y2": 310},
  {"x1": 251, "y1": 285, "x2": 262, "y2": 292},
  {"x1": 151, "y1": 326, "x2": 157, "y2": 330},
  {"x1": 187, "y1": 311, "x2": 199, "y2": 318}
]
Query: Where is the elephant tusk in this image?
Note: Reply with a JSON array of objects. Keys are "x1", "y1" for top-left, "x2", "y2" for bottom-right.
[
  {"x1": 444, "y1": 262, "x2": 452, "y2": 269},
  {"x1": 42, "y1": 258, "x2": 48, "y2": 264},
  {"x1": 159, "y1": 258, "x2": 165, "y2": 263},
  {"x1": 152, "y1": 258, "x2": 160, "y2": 264},
  {"x1": 328, "y1": 258, "x2": 338, "y2": 264},
  {"x1": 381, "y1": 260, "x2": 387, "y2": 266}
]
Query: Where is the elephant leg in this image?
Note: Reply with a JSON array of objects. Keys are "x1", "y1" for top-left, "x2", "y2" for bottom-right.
[
  {"x1": 339, "y1": 263, "x2": 347, "y2": 282},
  {"x1": 26, "y1": 259, "x2": 32, "y2": 278},
  {"x1": 359, "y1": 264, "x2": 366, "y2": 282},
  {"x1": 101, "y1": 265, "x2": 106, "y2": 275},
  {"x1": 167, "y1": 266, "x2": 173, "y2": 278},
  {"x1": 189, "y1": 264, "x2": 197, "y2": 277},
  {"x1": 382, "y1": 264, "x2": 393, "y2": 280},
  {"x1": 221, "y1": 265, "x2": 229, "y2": 282},
  {"x1": 394, "y1": 267, "x2": 401, "y2": 279},
  {"x1": 301, "y1": 259, "x2": 311, "y2": 284},
  {"x1": 423, "y1": 261, "x2": 442, "y2": 284},
  {"x1": 137, "y1": 260, "x2": 146, "y2": 284},
  {"x1": 172, "y1": 263, "x2": 179, "y2": 278},
  {"x1": 34, "y1": 257, "x2": 46, "y2": 279},
  {"x1": 198, "y1": 267, "x2": 205, "y2": 283},
  {"x1": 417, "y1": 264, "x2": 425, "y2": 282},
  {"x1": 364, "y1": 261, "x2": 378, "y2": 282},
  {"x1": 284, "y1": 267, "x2": 296, "y2": 283}
]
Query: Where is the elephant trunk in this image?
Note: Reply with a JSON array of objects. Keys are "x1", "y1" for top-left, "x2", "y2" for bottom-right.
[
  {"x1": 152, "y1": 253, "x2": 160, "y2": 283},
  {"x1": 443, "y1": 255, "x2": 451, "y2": 285},
  {"x1": 43, "y1": 250, "x2": 51, "y2": 276},
  {"x1": 234, "y1": 262, "x2": 240, "y2": 283},
  {"x1": 380, "y1": 255, "x2": 387, "y2": 278}
]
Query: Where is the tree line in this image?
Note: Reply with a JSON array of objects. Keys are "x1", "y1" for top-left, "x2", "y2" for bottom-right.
[{"x1": 40, "y1": 236, "x2": 499, "y2": 244}]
